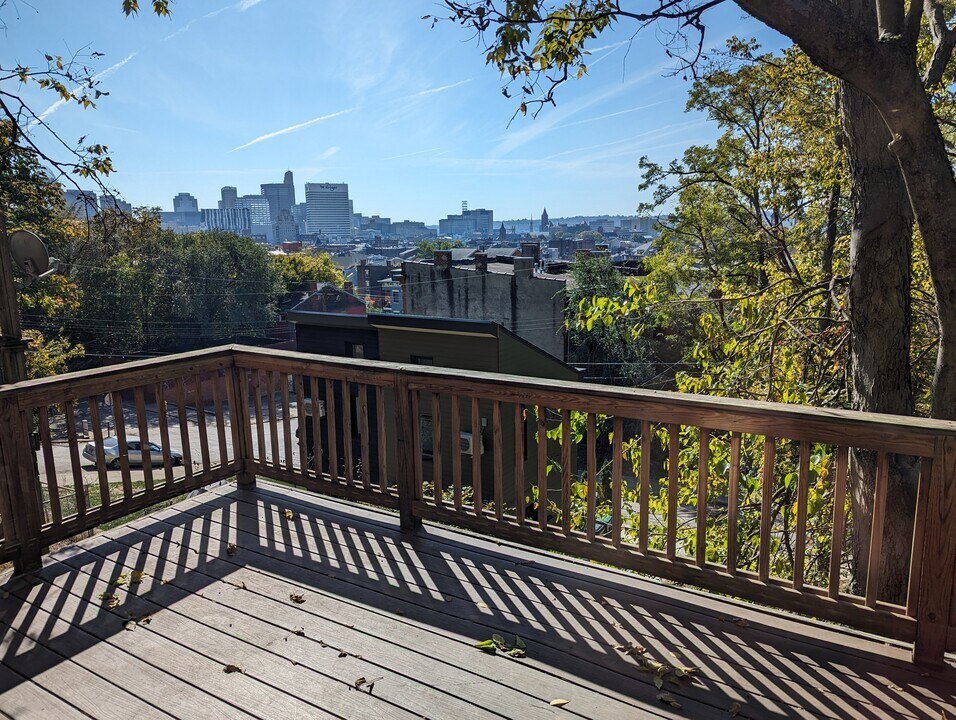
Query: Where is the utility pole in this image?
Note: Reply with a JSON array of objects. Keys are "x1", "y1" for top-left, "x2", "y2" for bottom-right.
[{"x1": 0, "y1": 206, "x2": 28, "y2": 385}]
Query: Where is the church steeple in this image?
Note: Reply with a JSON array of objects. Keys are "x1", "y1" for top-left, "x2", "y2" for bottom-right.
[
  {"x1": 498, "y1": 222, "x2": 507, "y2": 242},
  {"x1": 541, "y1": 207, "x2": 549, "y2": 231}
]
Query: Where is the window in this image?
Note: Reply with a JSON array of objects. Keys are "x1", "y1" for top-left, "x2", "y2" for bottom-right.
[
  {"x1": 411, "y1": 355, "x2": 433, "y2": 365},
  {"x1": 127, "y1": 441, "x2": 140, "y2": 451},
  {"x1": 346, "y1": 342, "x2": 365, "y2": 359}
]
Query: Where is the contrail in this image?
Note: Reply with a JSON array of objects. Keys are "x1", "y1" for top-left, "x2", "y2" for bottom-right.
[
  {"x1": 33, "y1": 52, "x2": 137, "y2": 124},
  {"x1": 230, "y1": 108, "x2": 358, "y2": 151}
]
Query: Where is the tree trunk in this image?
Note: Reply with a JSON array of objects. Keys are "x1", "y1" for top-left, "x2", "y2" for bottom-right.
[{"x1": 841, "y1": 79, "x2": 919, "y2": 604}]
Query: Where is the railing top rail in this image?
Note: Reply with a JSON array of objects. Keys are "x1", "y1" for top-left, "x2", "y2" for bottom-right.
[{"x1": 3, "y1": 343, "x2": 954, "y2": 456}]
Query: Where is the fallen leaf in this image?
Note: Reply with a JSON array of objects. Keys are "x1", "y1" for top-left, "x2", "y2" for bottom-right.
[
  {"x1": 123, "y1": 619, "x2": 136, "y2": 631},
  {"x1": 223, "y1": 664, "x2": 245, "y2": 674},
  {"x1": 138, "y1": 615, "x2": 152, "y2": 626},
  {"x1": 657, "y1": 692, "x2": 682, "y2": 709},
  {"x1": 549, "y1": 699, "x2": 570, "y2": 707},
  {"x1": 507, "y1": 648, "x2": 526, "y2": 658},
  {"x1": 492, "y1": 633, "x2": 507, "y2": 648},
  {"x1": 130, "y1": 571, "x2": 145, "y2": 584},
  {"x1": 284, "y1": 509, "x2": 296, "y2": 520},
  {"x1": 291, "y1": 627, "x2": 305, "y2": 637},
  {"x1": 730, "y1": 617, "x2": 749, "y2": 628},
  {"x1": 515, "y1": 636, "x2": 526, "y2": 650},
  {"x1": 227, "y1": 543, "x2": 237, "y2": 556},
  {"x1": 111, "y1": 574, "x2": 129, "y2": 587},
  {"x1": 729, "y1": 701, "x2": 742, "y2": 717},
  {"x1": 98, "y1": 592, "x2": 120, "y2": 608},
  {"x1": 474, "y1": 639, "x2": 497, "y2": 654},
  {"x1": 615, "y1": 641, "x2": 647, "y2": 657},
  {"x1": 888, "y1": 683, "x2": 903, "y2": 692},
  {"x1": 338, "y1": 651, "x2": 347, "y2": 658},
  {"x1": 476, "y1": 601, "x2": 489, "y2": 609},
  {"x1": 290, "y1": 593, "x2": 305, "y2": 604},
  {"x1": 654, "y1": 675, "x2": 664, "y2": 689}
]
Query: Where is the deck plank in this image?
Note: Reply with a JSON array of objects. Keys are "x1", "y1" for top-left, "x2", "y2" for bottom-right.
[
  {"x1": 154, "y1": 489, "x2": 949, "y2": 720},
  {"x1": 2, "y1": 480, "x2": 954, "y2": 720}
]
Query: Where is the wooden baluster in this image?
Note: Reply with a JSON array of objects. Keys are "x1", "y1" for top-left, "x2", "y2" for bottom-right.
[
  {"x1": 359, "y1": 384, "x2": 371, "y2": 491},
  {"x1": 266, "y1": 371, "x2": 280, "y2": 468},
  {"x1": 472, "y1": 398, "x2": 482, "y2": 516},
  {"x1": 376, "y1": 385, "x2": 387, "y2": 492},
  {"x1": 134, "y1": 388, "x2": 154, "y2": 493},
  {"x1": 758, "y1": 436, "x2": 776, "y2": 582},
  {"x1": 211, "y1": 371, "x2": 228, "y2": 468},
  {"x1": 906, "y1": 455, "x2": 933, "y2": 617},
  {"x1": 561, "y1": 409, "x2": 572, "y2": 536},
  {"x1": 450, "y1": 394, "x2": 462, "y2": 510},
  {"x1": 696, "y1": 427, "x2": 709, "y2": 568},
  {"x1": 252, "y1": 370, "x2": 266, "y2": 464},
  {"x1": 492, "y1": 400, "x2": 503, "y2": 521},
  {"x1": 63, "y1": 400, "x2": 86, "y2": 517},
  {"x1": 411, "y1": 387, "x2": 422, "y2": 496},
  {"x1": 537, "y1": 405, "x2": 547, "y2": 530},
  {"x1": 793, "y1": 440, "x2": 811, "y2": 591},
  {"x1": 829, "y1": 446, "x2": 849, "y2": 599},
  {"x1": 394, "y1": 378, "x2": 422, "y2": 530},
  {"x1": 587, "y1": 413, "x2": 597, "y2": 543},
  {"x1": 727, "y1": 431, "x2": 742, "y2": 575},
  {"x1": 865, "y1": 451, "x2": 890, "y2": 608},
  {"x1": 639, "y1": 420, "x2": 651, "y2": 553},
  {"x1": 37, "y1": 406, "x2": 61, "y2": 524},
  {"x1": 192, "y1": 374, "x2": 211, "y2": 473},
  {"x1": 342, "y1": 380, "x2": 354, "y2": 485},
  {"x1": 155, "y1": 384, "x2": 174, "y2": 487},
  {"x1": 230, "y1": 368, "x2": 255, "y2": 487},
  {"x1": 110, "y1": 391, "x2": 133, "y2": 501},
  {"x1": 514, "y1": 403, "x2": 524, "y2": 524},
  {"x1": 325, "y1": 378, "x2": 339, "y2": 482},
  {"x1": 432, "y1": 392, "x2": 443, "y2": 505},
  {"x1": 280, "y1": 373, "x2": 294, "y2": 472},
  {"x1": 309, "y1": 377, "x2": 324, "y2": 479},
  {"x1": 175, "y1": 378, "x2": 193, "y2": 483},
  {"x1": 611, "y1": 416, "x2": 623, "y2": 548},
  {"x1": 295, "y1": 375, "x2": 307, "y2": 473},
  {"x1": 87, "y1": 397, "x2": 110, "y2": 508},
  {"x1": 666, "y1": 423, "x2": 679, "y2": 559}
]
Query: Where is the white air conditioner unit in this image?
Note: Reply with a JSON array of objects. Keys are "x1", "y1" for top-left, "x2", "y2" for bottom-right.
[
  {"x1": 302, "y1": 398, "x2": 326, "y2": 418},
  {"x1": 460, "y1": 431, "x2": 484, "y2": 456}
]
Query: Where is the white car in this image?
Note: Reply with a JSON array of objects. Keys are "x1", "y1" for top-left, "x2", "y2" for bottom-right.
[{"x1": 82, "y1": 436, "x2": 184, "y2": 469}]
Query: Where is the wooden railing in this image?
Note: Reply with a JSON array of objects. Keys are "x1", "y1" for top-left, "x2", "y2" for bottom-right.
[{"x1": 0, "y1": 345, "x2": 954, "y2": 666}]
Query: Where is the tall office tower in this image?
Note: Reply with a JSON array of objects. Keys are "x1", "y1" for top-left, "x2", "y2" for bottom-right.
[
  {"x1": 304, "y1": 182, "x2": 352, "y2": 240},
  {"x1": 236, "y1": 195, "x2": 273, "y2": 241},
  {"x1": 202, "y1": 207, "x2": 252, "y2": 235},
  {"x1": 438, "y1": 208, "x2": 494, "y2": 238},
  {"x1": 220, "y1": 186, "x2": 238, "y2": 210},
  {"x1": 62, "y1": 189, "x2": 99, "y2": 219},
  {"x1": 99, "y1": 194, "x2": 132, "y2": 213},
  {"x1": 173, "y1": 192, "x2": 199, "y2": 213},
  {"x1": 273, "y1": 208, "x2": 298, "y2": 242},
  {"x1": 261, "y1": 170, "x2": 296, "y2": 223}
]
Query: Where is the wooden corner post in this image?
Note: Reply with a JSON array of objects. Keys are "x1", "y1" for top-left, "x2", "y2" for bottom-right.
[
  {"x1": 912, "y1": 436, "x2": 956, "y2": 666},
  {"x1": 0, "y1": 397, "x2": 43, "y2": 572},
  {"x1": 228, "y1": 364, "x2": 256, "y2": 488},
  {"x1": 394, "y1": 378, "x2": 422, "y2": 531}
]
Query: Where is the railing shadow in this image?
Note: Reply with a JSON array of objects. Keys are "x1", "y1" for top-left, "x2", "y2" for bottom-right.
[{"x1": 2, "y1": 482, "x2": 954, "y2": 719}]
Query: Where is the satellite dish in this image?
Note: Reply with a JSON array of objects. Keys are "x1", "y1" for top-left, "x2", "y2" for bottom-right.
[{"x1": 9, "y1": 230, "x2": 50, "y2": 276}]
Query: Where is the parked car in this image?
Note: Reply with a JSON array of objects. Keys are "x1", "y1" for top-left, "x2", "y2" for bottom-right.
[{"x1": 82, "y1": 436, "x2": 184, "y2": 469}]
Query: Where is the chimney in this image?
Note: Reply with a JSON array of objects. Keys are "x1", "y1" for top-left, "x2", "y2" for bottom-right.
[
  {"x1": 513, "y1": 257, "x2": 534, "y2": 278},
  {"x1": 474, "y1": 252, "x2": 488, "y2": 274},
  {"x1": 520, "y1": 242, "x2": 541, "y2": 262},
  {"x1": 357, "y1": 259, "x2": 368, "y2": 296},
  {"x1": 434, "y1": 250, "x2": 452, "y2": 271},
  {"x1": 344, "y1": 281, "x2": 355, "y2": 294}
]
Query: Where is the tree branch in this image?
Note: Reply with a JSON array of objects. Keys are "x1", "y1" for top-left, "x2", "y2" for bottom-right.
[{"x1": 922, "y1": 0, "x2": 956, "y2": 87}]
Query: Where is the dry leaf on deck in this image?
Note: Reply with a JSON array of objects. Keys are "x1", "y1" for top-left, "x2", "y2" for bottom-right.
[
  {"x1": 290, "y1": 593, "x2": 306, "y2": 604},
  {"x1": 284, "y1": 509, "x2": 296, "y2": 520},
  {"x1": 729, "y1": 701, "x2": 742, "y2": 717},
  {"x1": 130, "y1": 570, "x2": 145, "y2": 584},
  {"x1": 549, "y1": 699, "x2": 570, "y2": 707},
  {"x1": 111, "y1": 574, "x2": 129, "y2": 587},
  {"x1": 226, "y1": 543, "x2": 237, "y2": 556},
  {"x1": 657, "y1": 693, "x2": 682, "y2": 709},
  {"x1": 98, "y1": 592, "x2": 120, "y2": 608},
  {"x1": 223, "y1": 664, "x2": 245, "y2": 674}
]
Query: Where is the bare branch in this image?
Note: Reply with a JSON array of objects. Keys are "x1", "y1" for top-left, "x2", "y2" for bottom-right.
[{"x1": 922, "y1": 0, "x2": 956, "y2": 87}]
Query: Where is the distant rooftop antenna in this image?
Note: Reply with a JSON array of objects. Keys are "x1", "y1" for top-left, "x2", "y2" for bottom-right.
[{"x1": 462, "y1": 200, "x2": 468, "y2": 213}]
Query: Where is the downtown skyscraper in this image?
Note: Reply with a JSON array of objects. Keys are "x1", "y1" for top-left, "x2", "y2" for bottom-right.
[{"x1": 304, "y1": 182, "x2": 352, "y2": 241}]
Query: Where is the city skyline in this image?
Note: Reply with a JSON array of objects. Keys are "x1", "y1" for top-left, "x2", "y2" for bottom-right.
[{"x1": 8, "y1": 2, "x2": 784, "y2": 221}]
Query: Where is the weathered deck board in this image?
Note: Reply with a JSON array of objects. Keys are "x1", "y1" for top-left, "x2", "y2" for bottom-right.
[{"x1": 1, "y1": 481, "x2": 953, "y2": 720}]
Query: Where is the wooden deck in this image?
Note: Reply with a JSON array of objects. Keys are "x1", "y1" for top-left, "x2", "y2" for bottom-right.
[{"x1": 1, "y1": 481, "x2": 954, "y2": 720}]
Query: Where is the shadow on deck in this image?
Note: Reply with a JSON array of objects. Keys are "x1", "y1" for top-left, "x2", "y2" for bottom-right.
[{"x1": 2, "y1": 480, "x2": 954, "y2": 719}]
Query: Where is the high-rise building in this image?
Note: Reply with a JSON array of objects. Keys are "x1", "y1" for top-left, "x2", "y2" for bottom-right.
[
  {"x1": 438, "y1": 208, "x2": 494, "y2": 238},
  {"x1": 261, "y1": 170, "x2": 296, "y2": 223},
  {"x1": 273, "y1": 208, "x2": 298, "y2": 242},
  {"x1": 236, "y1": 195, "x2": 273, "y2": 241},
  {"x1": 62, "y1": 189, "x2": 99, "y2": 219},
  {"x1": 99, "y1": 193, "x2": 132, "y2": 214},
  {"x1": 220, "y1": 186, "x2": 238, "y2": 210},
  {"x1": 173, "y1": 192, "x2": 199, "y2": 213},
  {"x1": 202, "y1": 207, "x2": 251, "y2": 235},
  {"x1": 305, "y1": 182, "x2": 352, "y2": 240}
]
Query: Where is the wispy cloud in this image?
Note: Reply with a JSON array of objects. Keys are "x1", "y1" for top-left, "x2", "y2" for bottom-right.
[
  {"x1": 381, "y1": 146, "x2": 445, "y2": 161},
  {"x1": 34, "y1": 52, "x2": 138, "y2": 124},
  {"x1": 316, "y1": 146, "x2": 340, "y2": 161},
  {"x1": 230, "y1": 108, "x2": 357, "y2": 151},
  {"x1": 239, "y1": 0, "x2": 266, "y2": 9},
  {"x1": 555, "y1": 100, "x2": 670, "y2": 130}
]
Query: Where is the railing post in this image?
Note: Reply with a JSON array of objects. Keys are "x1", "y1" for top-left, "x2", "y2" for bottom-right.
[
  {"x1": 0, "y1": 397, "x2": 43, "y2": 573},
  {"x1": 229, "y1": 364, "x2": 256, "y2": 488},
  {"x1": 912, "y1": 436, "x2": 956, "y2": 666},
  {"x1": 394, "y1": 377, "x2": 422, "y2": 531}
]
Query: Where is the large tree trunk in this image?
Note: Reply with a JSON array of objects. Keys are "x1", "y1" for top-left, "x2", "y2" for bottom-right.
[{"x1": 841, "y1": 78, "x2": 919, "y2": 604}]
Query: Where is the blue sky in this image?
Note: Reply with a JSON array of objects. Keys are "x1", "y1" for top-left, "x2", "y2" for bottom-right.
[{"x1": 6, "y1": 1, "x2": 783, "y2": 223}]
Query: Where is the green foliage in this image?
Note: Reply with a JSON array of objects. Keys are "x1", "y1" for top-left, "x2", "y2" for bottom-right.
[
  {"x1": 416, "y1": 238, "x2": 465, "y2": 258},
  {"x1": 272, "y1": 252, "x2": 345, "y2": 291}
]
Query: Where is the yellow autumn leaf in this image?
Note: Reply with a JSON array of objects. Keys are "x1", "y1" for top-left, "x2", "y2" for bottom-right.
[{"x1": 549, "y1": 699, "x2": 569, "y2": 707}]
